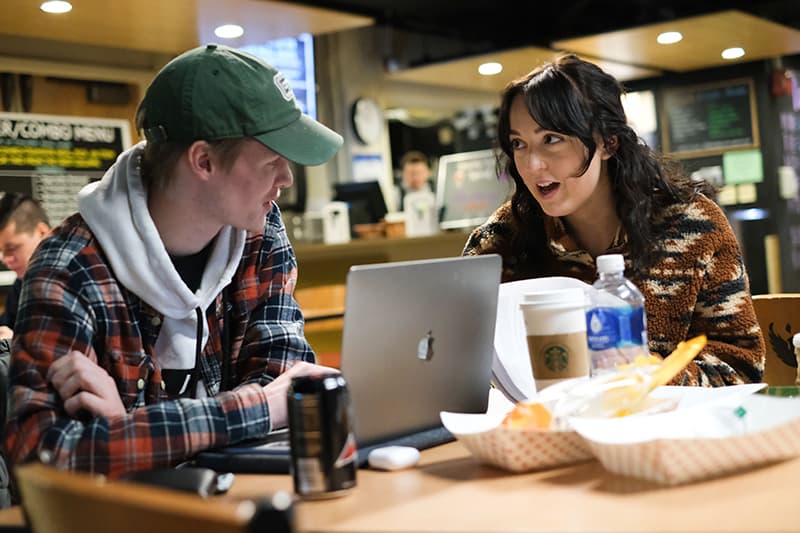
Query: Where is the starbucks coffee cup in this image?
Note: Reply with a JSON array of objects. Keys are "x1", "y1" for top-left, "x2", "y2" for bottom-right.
[{"x1": 519, "y1": 288, "x2": 590, "y2": 392}]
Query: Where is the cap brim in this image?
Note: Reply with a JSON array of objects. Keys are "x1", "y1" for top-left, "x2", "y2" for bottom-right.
[{"x1": 255, "y1": 115, "x2": 343, "y2": 166}]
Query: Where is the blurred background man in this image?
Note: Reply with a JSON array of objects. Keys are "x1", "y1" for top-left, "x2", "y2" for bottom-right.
[
  {"x1": 0, "y1": 193, "x2": 50, "y2": 339},
  {"x1": 396, "y1": 150, "x2": 434, "y2": 212}
]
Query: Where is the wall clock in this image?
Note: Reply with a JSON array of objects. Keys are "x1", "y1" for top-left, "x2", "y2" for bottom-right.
[{"x1": 351, "y1": 97, "x2": 383, "y2": 145}]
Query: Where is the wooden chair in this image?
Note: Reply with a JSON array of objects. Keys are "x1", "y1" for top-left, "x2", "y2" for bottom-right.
[
  {"x1": 752, "y1": 293, "x2": 800, "y2": 386},
  {"x1": 294, "y1": 284, "x2": 346, "y2": 368},
  {"x1": 15, "y1": 463, "x2": 293, "y2": 533}
]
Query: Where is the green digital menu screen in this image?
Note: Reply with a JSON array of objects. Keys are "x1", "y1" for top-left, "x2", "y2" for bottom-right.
[{"x1": 660, "y1": 78, "x2": 759, "y2": 158}]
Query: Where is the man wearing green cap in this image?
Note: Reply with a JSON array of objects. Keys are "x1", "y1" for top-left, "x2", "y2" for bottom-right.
[{"x1": 6, "y1": 44, "x2": 343, "y2": 480}]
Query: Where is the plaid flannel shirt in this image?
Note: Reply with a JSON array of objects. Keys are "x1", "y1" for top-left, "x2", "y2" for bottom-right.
[{"x1": 5, "y1": 204, "x2": 313, "y2": 477}]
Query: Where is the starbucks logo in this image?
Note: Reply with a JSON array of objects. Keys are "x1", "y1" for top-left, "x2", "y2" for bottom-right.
[{"x1": 544, "y1": 344, "x2": 569, "y2": 372}]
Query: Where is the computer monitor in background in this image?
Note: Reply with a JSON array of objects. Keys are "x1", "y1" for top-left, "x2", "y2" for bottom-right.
[
  {"x1": 436, "y1": 149, "x2": 514, "y2": 230},
  {"x1": 333, "y1": 181, "x2": 389, "y2": 228}
]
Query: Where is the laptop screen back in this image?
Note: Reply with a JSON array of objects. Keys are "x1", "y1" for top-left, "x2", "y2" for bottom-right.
[{"x1": 340, "y1": 254, "x2": 501, "y2": 447}]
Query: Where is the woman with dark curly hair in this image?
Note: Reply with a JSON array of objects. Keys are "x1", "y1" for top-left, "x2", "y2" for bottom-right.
[{"x1": 463, "y1": 54, "x2": 764, "y2": 386}]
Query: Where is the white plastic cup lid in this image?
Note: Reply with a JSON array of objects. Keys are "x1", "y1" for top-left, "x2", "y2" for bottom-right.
[{"x1": 520, "y1": 287, "x2": 586, "y2": 308}]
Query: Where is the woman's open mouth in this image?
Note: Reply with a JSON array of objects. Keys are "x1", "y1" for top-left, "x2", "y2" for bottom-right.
[{"x1": 536, "y1": 181, "x2": 561, "y2": 197}]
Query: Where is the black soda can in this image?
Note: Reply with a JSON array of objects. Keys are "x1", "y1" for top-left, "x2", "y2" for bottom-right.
[{"x1": 287, "y1": 373, "x2": 357, "y2": 498}]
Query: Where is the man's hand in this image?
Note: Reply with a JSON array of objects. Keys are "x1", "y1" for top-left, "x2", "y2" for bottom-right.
[
  {"x1": 46, "y1": 350, "x2": 126, "y2": 419},
  {"x1": 264, "y1": 361, "x2": 339, "y2": 430},
  {"x1": 0, "y1": 326, "x2": 13, "y2": 339}
]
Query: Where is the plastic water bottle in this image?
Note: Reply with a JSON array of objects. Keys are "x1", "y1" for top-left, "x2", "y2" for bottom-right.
[{"x1": 585, "y1": 254, "x2": 649, "y2": 373}]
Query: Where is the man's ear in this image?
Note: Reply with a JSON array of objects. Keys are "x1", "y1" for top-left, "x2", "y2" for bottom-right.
[
  {"x1": 33, "y1": 221, "x2": 49, "y2": 239},
  {"x1": 186, "y1": 140, "x2": 213, "y2": 175}
]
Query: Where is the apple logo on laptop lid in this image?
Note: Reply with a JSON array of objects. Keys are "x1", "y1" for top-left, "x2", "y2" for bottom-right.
[{"x1": 417, "y1": 330, "x2": 435, "y2": 361}]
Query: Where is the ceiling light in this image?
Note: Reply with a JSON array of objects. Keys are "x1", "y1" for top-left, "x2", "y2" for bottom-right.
[
  {"x1": 40, "y1": 1, "x2": 72, "y2": 14},
  {"x1": 721, "y1": 47, "x2": 745, "y2": 60},
  {"x1": 478, "y1": 62, "x2": 503, "y2": 76},
  {"x1": 656, "y1": 31, "x2": 683, "y2": 45},
  {"x1": 214, "y1": 24, "x2": 244, "y2": 39}
]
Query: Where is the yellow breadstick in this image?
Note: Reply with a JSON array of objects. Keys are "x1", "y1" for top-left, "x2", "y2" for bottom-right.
[
  {"x1": 612, "y1": 334, "x2": 706, "y2": 417},
  {"x1": 650, "y1": 335, "x2": 707, "y2": 389}
]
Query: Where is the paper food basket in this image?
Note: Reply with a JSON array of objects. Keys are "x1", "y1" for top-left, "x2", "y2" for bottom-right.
[{"x1": 570, "y1": 393, "x2": 800, "y2": 485}]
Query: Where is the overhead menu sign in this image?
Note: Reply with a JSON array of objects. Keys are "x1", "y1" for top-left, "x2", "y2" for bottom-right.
[
  {"x1": 0, "y1": 112, "x2": 129, "y2": 170},
  {"x1": 660, "y1": 78, "x2": 759, "y2": 158},
  {"x1": 0, "y1": 112, "x2": 131, "y2": 224}
]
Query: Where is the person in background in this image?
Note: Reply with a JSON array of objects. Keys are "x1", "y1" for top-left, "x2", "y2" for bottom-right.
[
  {"x1": 0, "y1": 194, "x2": 49, "y2": 506},
  {"x1": 6, "y1": 43, "x2": 342, "y2": 481},
  {"x1": 0, "y1": 193, "x2": 50, "y2": 339},
  {"x1": 396, "y1": 150, "x2": 434, "y2": 211},
  {"x1": 463, "y1": 54, "x2": 764, "y2": 386}
]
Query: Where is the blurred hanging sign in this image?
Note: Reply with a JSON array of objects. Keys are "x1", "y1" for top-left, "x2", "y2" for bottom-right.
[
  {"x1": 0, "y1": 112, "x2": 131, "y2": 224},
  {"x1": 722, "y1": 149, "x2": 764, "y2": 184},
  {"x1": 660, "y1": 78, "x2": 759, "y2": 158},
  {"x1": 241, "y1": 33, "x2": 317, "y2": 120}
]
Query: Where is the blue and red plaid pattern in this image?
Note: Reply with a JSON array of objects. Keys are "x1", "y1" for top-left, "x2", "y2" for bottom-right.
[{"x1": 6, "y1": 204, "x2": 313, "y2": 477}]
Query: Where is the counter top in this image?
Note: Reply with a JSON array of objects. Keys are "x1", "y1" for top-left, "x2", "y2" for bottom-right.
[{"x1": 293, "y1": 230, "x2": 472, "y2": 288}]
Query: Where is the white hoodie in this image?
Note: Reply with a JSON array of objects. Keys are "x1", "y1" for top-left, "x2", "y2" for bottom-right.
[{"x1": 77, "y1": 143, "x2": 246, "y2": 395}]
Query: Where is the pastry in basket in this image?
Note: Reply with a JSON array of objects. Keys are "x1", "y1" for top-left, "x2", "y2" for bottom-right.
[{"x1": 501, "y1": 401, "x2": 553, "y2": 430}]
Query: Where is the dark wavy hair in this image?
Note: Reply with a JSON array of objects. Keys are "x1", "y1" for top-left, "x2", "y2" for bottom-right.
[{"x1": 496, "y1": 54, "x2": 714, "y2": 273}]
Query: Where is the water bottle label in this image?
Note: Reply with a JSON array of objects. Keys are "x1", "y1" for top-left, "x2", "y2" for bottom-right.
[{"x1": 585, "y1": 306, "x2": 646, "y2": 350}]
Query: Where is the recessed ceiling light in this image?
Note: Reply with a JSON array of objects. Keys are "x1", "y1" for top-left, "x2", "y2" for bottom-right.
[
  {"x1": 656, "y1": 31, "x2": 683, "y2": 45},
  {"x1": 478, "y1": 62, "x2": 503, "y2": 76},
  {"x1": 721, "y1": 47, "x2": 745, "y2": 60},
  {"x1": 40, "y1": 1, "x2": 72, "y2": 14},
  {"x1": 214, "y1": 24, "x2": 244, "y2": 39}
]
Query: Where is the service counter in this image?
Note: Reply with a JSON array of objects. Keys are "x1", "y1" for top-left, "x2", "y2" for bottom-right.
[{"x1": 293, "y1": 229, "x2": 472, "y2": 289}]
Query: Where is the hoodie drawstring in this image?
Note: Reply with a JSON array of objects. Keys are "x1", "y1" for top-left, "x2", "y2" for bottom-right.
[
  {"x1": 221, "y1": 287, "x2": 232, "y2": 391},
  {"x1": 185, "y1": 306, "x2": 204, "y2": 398}
]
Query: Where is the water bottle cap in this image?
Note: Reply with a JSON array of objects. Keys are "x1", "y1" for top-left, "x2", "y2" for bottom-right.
[{"x1": 596, "y1": 254, "x2": 625, "y2": 274}]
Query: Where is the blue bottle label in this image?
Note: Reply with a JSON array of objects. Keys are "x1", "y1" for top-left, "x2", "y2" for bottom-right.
[{"x1": 585, "y1": 306, "x2": 646, "y2": 350}]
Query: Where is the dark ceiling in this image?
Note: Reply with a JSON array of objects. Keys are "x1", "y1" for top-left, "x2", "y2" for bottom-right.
[{"x1": 282, "y1": 0, "x2": 800, "y2": 63}]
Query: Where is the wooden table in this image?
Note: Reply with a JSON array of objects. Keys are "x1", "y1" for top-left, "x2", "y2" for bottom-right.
[
  {"x1": 2, "y1": 441, "x2": 797, "y2": 532},
  {"x1": 227, "y1": 441, "x2": 798, "y2": 532}
]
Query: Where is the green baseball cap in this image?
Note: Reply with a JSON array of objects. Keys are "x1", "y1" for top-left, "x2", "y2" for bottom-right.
[{"x1": 138, "y1": 43, "x2": 343, "y2": 166}]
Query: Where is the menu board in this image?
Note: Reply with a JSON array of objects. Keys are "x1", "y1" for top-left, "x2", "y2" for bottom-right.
[
  {"x1": 435, "y1": 149, "x2": 514, "y2": 230},
  {"x1": 0, "y1": 112, "x2": 131, "y2": 225},
  {"x1": 660, "y1": 78, "x2": 759, "y2": 158}
]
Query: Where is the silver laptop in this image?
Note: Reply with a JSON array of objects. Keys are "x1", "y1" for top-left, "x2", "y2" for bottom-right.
[
  {"x1": 195, "y1": 254, "x2": 501, "y2": 473},
  {"x1": 341, "y1": 254, "x2": 501, "y2": 448}
]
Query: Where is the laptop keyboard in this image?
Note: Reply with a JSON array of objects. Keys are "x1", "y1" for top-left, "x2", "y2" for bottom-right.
[
  {"x1": 247, "y1": 425, "x2": 455, "y2": 466},
  {"x1": 194, "y1": 425, "x2": 455, "y2": 474}
]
